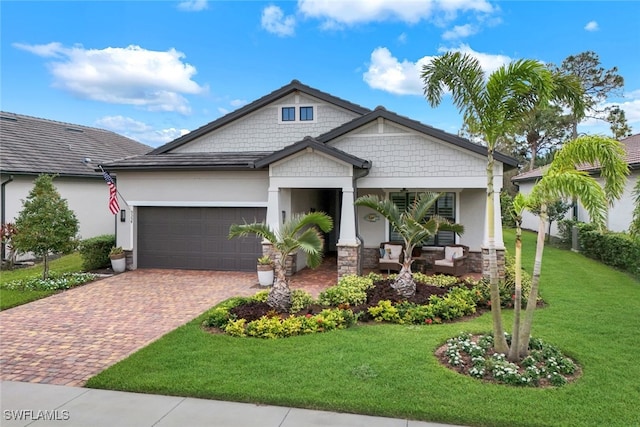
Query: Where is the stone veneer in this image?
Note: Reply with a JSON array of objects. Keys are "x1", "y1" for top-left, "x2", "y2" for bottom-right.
[
  {"x1": 261, "y1": 243, "x2": 296, "y2": 277},
  {"x1": 364, "y1": 246, "x2": 485, "y2": 274},
  {"x1": 337, "y1": 243, "x2": 360, "y2": 278},
  {"x1": 481, "y1": 247, "x2": 506, "y2": 280}
]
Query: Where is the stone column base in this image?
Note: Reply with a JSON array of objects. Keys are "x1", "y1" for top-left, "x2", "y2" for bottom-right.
[
  {"x1": 262, "y1": 242, "x2": 296, "y2": 277},
  {"x1": 481, "y1": 247, "x2": 506, "y2": 280},
  {"x1": 337, "y1": 243, "x2": 361, "y2": 279}
]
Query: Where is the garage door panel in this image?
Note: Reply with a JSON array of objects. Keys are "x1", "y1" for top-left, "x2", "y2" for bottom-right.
[{"x1": 137, "y1": 207, "x2": 265, "y2": 271}]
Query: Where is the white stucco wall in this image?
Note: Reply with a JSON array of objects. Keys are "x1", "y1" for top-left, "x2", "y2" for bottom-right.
[
  {"x1": 517, "y1": 169, "x2": 639, "y2": 236},
  {"x1": 1, "y1": 175, "x2": 117, "y2": 243},
  {"x1": 172, "y1": 94, "x2": 360, "y2": 153}
]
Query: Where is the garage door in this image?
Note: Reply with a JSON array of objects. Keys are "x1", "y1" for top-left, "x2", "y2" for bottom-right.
[{"x1": 137, "y1": 207, "x2": 266, "y2": 271}]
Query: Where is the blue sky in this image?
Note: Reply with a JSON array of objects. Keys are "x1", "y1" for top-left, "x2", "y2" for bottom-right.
[{"x1": 2, "y1": 1, "x2": 639, "y2": 148}]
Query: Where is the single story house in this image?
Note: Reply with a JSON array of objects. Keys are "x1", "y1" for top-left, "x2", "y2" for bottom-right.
[
  {"x1": 102, "y1": 80, "x2": 518, "y2": 278},
  {"x1": 512, "y1": 133, "x2": 640, "y2": 236},
  {"x1": 0, "y1": 112, "x2": 151, "y2": 259}
]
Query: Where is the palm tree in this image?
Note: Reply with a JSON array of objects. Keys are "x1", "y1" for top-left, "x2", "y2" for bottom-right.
[
  {"x1": 354, "y1": 192, "x2": 463, "y2": 297},
  {"x1": 421, "y1": 52, "x2": 584, "y2": 353},
  {"x1": 229, "y1": 212, "x2": 333, "y2": 311},
  {"x1": 517, "y1": 135, "x2": 628, "y2": 357}
]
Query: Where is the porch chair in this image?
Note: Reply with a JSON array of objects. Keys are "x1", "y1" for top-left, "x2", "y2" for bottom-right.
[
  {"x1": 433, "y1": 244, "x2": 469, "y2": 276},
  {"x1": 379, "y1": 242, "x2": 404, "y2": 274}
]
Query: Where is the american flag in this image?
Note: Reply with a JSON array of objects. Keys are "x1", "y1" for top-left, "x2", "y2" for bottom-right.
[{"x1": 102, "y1": 170, "x2": 120, "y2": 215}]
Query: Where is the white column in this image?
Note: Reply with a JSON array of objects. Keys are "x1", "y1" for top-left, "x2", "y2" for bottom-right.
[
  {"x1": 338, "y1": 186, "x2": 358, "y2": 245},
  {"x1": 266, "y1": 187, "x2": 280, "y2": 232}
]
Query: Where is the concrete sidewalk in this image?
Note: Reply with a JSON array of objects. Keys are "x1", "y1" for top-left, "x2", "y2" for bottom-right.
[{"x1": 1, "y1": 381, "x2": 466, "y2": 427}]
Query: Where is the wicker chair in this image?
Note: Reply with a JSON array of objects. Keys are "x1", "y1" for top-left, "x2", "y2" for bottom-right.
[
  {"x1": 379, "y1": 242, "x2": 404, "y2": 274},
  {"x1": 433, "y1": 244, "x2": 469, "y2": 276}
]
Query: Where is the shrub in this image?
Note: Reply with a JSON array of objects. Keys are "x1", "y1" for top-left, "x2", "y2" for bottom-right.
[
  {"x1": 368, "y1": 300, "x2": 401, "y2": 323},
  {"x1": 561, "y1": 221, "x2": 640, "y2": 276},
  {"x1": 473, "y1": 254, "x2": 534, "y2": 308},
  {"x1": 78, "y1": 234, "x2": 115, "y2": 271},
  {"x1": 318, "y1": 274, "x2": 374, "y2": 306},
  {"x1": 289, "y1": 289, "x2": 315, "y2": 314},
  {"x1": 2, "y1": 272, "x2": 96, "y2": 291},
  {"x1": 579, "y1": 229, "x2": 640, "y2": 275},
  {"x1": 414, "y1": 272, "x2": 459, "y2": 288}
]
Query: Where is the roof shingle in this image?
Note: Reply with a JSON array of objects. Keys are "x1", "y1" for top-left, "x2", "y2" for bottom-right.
[{"x1": 0, "y1": 112, "x2": 151, "y2": 177}]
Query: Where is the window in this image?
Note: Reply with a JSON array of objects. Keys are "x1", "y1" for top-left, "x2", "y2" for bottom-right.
[
  {"x1": 389, "y1": 192, "x2": 456, "y2": 246},
  {"x1": 282, "y1": 107, "x2": 295, "y2": 121},
  {"x1": 300, "y1": 106, "x2": 314, "y2": 121}
]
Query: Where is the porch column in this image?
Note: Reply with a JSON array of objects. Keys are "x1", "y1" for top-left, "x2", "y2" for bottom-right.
[
  {"x1": 337, "y1": 186, "x2": 360, "y2": 278},
  {"x1": 338, "y1": 186, "x2": 357, "y2": 245},
  {"x1": 266, "y1": 187, "x2": 280, "y2": 232}
]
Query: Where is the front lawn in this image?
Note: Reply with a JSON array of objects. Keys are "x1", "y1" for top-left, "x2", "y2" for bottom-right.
[
  {"x1": 0, "y1": 253, "x2": 85, "y2": 310},
  {"x1": 86, "y1": 229, "x2": 640, "y2": 427}
]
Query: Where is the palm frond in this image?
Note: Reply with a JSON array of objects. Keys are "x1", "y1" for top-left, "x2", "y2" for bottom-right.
[
  {"x1": 533, "y1": 169, "x2": 608, "y2": 230},
  {"x1": 551, "y1": 135, "x2": 629, "y2": 203}
]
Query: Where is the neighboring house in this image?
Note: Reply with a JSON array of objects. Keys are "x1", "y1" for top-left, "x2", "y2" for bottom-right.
[
  {"x1": 0, "y1": 112, "x2": 152, "y2": 259},
  {"x1": 512, "y1": 133, "x2": 640, "y2": 236},
  {"x1": 102, "y1": 80, "x2": 518, "y2": 277}
]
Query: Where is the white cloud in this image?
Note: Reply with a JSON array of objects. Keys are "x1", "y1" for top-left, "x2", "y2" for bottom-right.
[
  {"x1": 298, "y1": 0, "x2": 494, "y2": 26},
  {"x1": 584, "y1": 21, "x2": 599, "y2": 31},
  {"x1": 13, "y1": 43, "x2": 207, "y2": 114},
  {"x1": 177, "y1": 0, "x2": 208, "y2": 12},
  {"x1": 580, "y1": 89, "x2": 640, "y2": 131},
  {"x1": 363, "y1": 44, "x2": 512, "y2": 95},
  {"x1": 363, "y1": 47, "x2": 434, "y2": 95},
  {"x1": 442, "y1": 23, "x2": 478, "y2": 40},
  {"x1": 261, "y1": 5, "x2": 296, "y2": 37},
  {"x1": 96, "y1": 115, "x2": 189, "y2": 147},
  {"x1": 398, "y1": 32, "x2": 408, "y2": 44},
  {"x1": 230, "y1": 99, "x2": 247, "y2": 107},
  {"x1": 442, "y1": 44, "x2": 511, "y2": 75}
]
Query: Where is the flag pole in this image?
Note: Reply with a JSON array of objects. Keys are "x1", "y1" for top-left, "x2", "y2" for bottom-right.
[{"x1": 98, "y1": 165, "x2": 130, "y2": 208}]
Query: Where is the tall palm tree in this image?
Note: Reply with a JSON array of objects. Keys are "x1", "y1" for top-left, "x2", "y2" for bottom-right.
[
  {"x1": 355, "y1": 192, "x2": 463, "y2": 297},
  {"x1": 517, "y1": 135, "x2": 628, "y2": 357},
  {"x1": 421, "y1": 52, "x2": 584, "y2": 353},
  {"x1": 229, "y1": 212, "x2": 333, "y2": 311}
]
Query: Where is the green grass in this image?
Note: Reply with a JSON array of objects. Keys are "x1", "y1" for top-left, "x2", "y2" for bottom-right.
[
  {"x1": 86, "y1": 230, "x2": 640, "y2": 426},
  {"x1": 0, "y1": 253, "x2": 84, "y2": 310}
]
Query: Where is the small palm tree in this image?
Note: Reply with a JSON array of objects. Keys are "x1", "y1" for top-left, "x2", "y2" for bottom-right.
[
  {"x1": 229, "y1": 212, "x2": 333, "y2": 312},
  {"x1": 355, "y1": 192, "x2": 463, "y2": 298}
]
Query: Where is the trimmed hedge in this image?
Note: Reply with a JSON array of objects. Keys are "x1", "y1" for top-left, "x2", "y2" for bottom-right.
[
  {"x1": 78, "y1": 234, "x2": 115, "y2": 271},
  {"x1": 558, "y1": 220, "x2": 640, "y2": 277}
]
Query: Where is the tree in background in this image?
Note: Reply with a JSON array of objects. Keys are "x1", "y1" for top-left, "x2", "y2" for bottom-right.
[
  {"x1": 531, "y1": 199, "x2": 572, "y2": 242},
  {"x1": 421, "y1": 52, "x2": 584, "y2": 353},
  {"x1": 12, "y1": 175, "x2": 79, "y2": 279},
  {"x1": 607, "y1": 106, "x2": 633, "y2": 139},
  {"x1": 513, "y1": 103, "x2": 573, "y2": 171},
  {"x1": 557, "y1": 51, "x2": 627, "y2": 139}
]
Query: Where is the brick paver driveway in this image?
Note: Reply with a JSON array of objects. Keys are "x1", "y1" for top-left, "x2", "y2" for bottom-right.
[{"x1": 0, "y1": 270, "x2": 260, "y2": 387}]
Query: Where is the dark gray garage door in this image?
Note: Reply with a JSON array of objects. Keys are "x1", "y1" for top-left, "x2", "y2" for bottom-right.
[{"x1": 137, "y1": 207, "x2": 266, "y2": 271}]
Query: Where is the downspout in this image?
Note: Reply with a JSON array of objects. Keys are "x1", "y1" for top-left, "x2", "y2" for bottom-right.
[
  {"x1": 1, "y1": 175, "x2": 14, "y2": 261},
  {"x1": 353, "y1": 162, "x2": 371, "y2": 274}
]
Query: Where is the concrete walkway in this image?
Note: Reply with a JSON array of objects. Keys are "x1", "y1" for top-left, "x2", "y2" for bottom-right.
[{"x1": 0, "y1": 381, "x2": 466, "y2": 427}]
